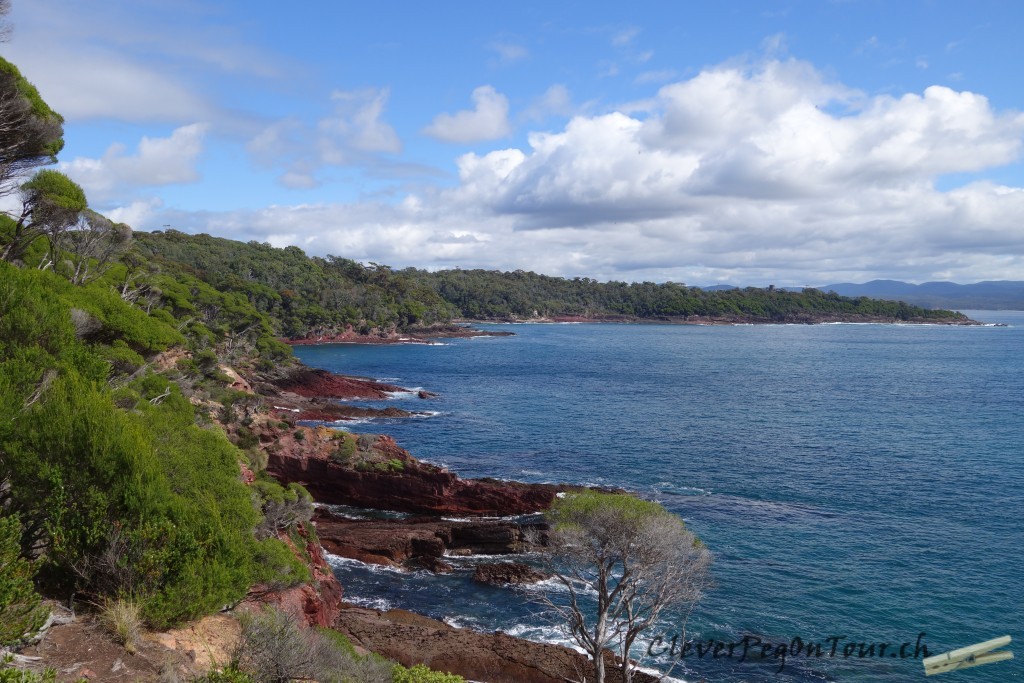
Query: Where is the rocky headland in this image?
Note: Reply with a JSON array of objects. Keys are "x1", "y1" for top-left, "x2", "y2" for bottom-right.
[{"x1": 246, "y1": 361, "x2": 619, "y2": 682}]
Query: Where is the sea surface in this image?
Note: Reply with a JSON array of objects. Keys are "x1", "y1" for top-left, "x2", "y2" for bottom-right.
[{"x1": 294, "y1": 312, "x2": 1023, "y2": 683}]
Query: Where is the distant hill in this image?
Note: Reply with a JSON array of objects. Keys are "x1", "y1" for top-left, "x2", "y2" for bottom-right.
[
  {"x1": 700, "y1": 280, "x2": 1024, "y2": 310},
  {"x1": 819, "y1": 280, "x2": 1024, "y2": 310}
]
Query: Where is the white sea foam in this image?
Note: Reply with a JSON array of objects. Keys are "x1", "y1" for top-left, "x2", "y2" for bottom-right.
[
  {"x1": 653, "y1": 482, "x2": 712, "y2": 497},
  {"x1": 323, "y1": 551, "x2": 407, "y2": 576},
  {"x1": 439, "y1": 513, "x2": 531, "y2": 523},
  {"x1": 344, "y1": 595, "x2": 394, "y2": 611},
  {"x1": 384, "y1": 388, "x2": 425, "y2": 399}
]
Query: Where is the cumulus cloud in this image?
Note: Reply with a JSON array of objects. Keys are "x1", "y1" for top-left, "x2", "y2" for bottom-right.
[
  {"x1": 106, "y1": 197, "x2": 164, "y2": 228},
  {"x1": 248, "y1": 88, "x2": 403, "y2": 187},
  {"x1": 61, "y1": 124, "x2": 208, "y2": 200},
  {"x1": 423, "y1": 86, "x2": 513, "y2": 144},
  {"x1": 173, "y1": 58, "x2": 1024, "y2": 285}
]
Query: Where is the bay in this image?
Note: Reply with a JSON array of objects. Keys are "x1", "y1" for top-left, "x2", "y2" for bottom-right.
[{"x1": 295, "y1": 312, "x2": 1024, "y2": 682}]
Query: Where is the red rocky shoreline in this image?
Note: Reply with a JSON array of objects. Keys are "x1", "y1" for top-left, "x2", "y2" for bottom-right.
[{"x1": 251, "y1": 363, "x2": 656, "y2": 682}]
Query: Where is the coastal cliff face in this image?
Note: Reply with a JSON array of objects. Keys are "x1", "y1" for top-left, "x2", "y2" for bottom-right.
[
  {"x1": 265, "y1": 433, "x2": 561, "y2": 516},
  {"x1": 244, "y1": 522, "x2": 344, "y2": 629}
]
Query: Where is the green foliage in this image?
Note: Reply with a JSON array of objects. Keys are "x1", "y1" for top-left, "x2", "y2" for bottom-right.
[
  {"x1": 549, "y1": 490, "x2": 676, "y2": 529},
  {"x1": 0, "y1": 655, "x2": 62, "y2": 683},
  {"x1": 191, "y1": 666, "x2": 256, "y2": 683},
  {"x1": 0, "y1": 57, "x2": 64, "y2": 131},
  {"x1": 391, "y1": 664, "x2": 465, "y2": 683},
  {"x1": 249, "y1": 537, "x2": 310, "y2": 588},
  {"x1": 330, "y1": 433, "x2": 357, "y2": 464},
  {"x1": 0, "y1": 515, "x2": 47, "y2": 645},
  {"x1": 0, "y1": 56, "x2": 64, "y2": 173},
  {"x1": 21, "y1": 170, "x2": 85, "y2": 212}
]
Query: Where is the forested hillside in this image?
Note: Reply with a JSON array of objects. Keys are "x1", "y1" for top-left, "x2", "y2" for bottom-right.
[{"x1": 135, "y1": 231, "x2": 969, "y2": 333}]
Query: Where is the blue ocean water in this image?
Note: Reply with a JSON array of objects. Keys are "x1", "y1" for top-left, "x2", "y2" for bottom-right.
[{"x1": 295, "y1": 313, "x2": 1023, "y2": 683}]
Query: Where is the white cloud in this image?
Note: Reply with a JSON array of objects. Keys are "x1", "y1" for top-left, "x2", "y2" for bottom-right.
[
  {"x1": 522, "y1": 85, "x2": 574, "y2": 122},
  {"x1": 423, "y1": 86, "x2": 513, "y2": 144},
  {"x1": 174, "y1": 58, "x2": 1024, "y2": 285},
  {"x1": 322, "y1": 88, "x2": 402, "y2": 154},
  {"x1": 61, "y1": 124, "x2": 208, "y2": 200},
  {"x1": 7, "y1": 45, "x2": 212, "y2": 122},
  {"x1": 3, "y1": 1, "x2": 283, "y2": 123},
  {"x1": 248, "y1": 88, "x2": 402, "y2": 187},
  {"x1": 488, "y1": 41, "x2": 529, "y2": 65},
  {"x1": 105, "y1": 197, "x2": 164, "y2": 228}
]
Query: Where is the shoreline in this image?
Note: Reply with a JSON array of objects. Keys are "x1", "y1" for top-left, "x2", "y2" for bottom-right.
[
  {"x1": 457, "y1": 312, "x2": 983, "y2": 326},
  {"x1": 283, "y1": 324, "x2": 515, "y2": 346},
  {"x1": 253, "y1": 362, "x2": 665, "y2": 681}
]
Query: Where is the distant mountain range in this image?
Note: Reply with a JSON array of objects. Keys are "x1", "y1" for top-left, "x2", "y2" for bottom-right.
[{"x1": 703, "y1": 280, "x2": 1024, "y2": 310}]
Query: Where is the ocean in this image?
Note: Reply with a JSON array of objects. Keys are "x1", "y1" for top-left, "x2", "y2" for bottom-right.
[{"x1": 294, "y1": 312, "x2": 1023, "y2": 683}]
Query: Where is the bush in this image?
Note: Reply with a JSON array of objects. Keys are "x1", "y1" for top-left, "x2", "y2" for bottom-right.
[
  {"x1": 392, "y1": 664, "x2": 465, "y2": 683},
  {"x1": 330, "y1": 434, "x2": 356, "y2": 464},
  {"x1": 249, "y1": 539, "x2": 309, "y2": 589},
  {"x1": 191, "y1": 665, "x2": 255, "y2": 683},
  {"x1": 0, "y1": 655, "x2": 60, "y2": 683},
  {"x1": 234, "y1": 607, "x2": 392, "y2": 683},
  {"x1": 0, "y1": 515, "x2": 47, "y2": 646}
]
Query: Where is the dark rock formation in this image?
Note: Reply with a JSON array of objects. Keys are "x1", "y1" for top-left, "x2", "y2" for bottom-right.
[
  {"x1": 267, "y1": 435, "x2": 563, "y2": 516},
  {"x1": 275, "y1": 367, "x2": 405, "y2": 400},
  {"x1": 312, "y1": 508, "x2": 547, "y2": 568},
  {"x1": 472, "y1": 562, "x2": 549, "y2": 586}
]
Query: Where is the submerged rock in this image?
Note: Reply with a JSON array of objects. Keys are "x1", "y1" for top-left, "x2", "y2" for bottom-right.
[{"x1": 472, "y1": 562, "x2": 549, "y2": 586}]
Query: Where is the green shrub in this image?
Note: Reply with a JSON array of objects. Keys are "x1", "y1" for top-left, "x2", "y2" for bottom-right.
[
  {"x1": 0, "y1": 515, "x2": 47, "y2": 646},
  {"x1": 234, "y1": 427, "x2": 259, "y2": 450},
  {"x1": 191, "y1": 665, "x2": 255, "y2": 683},
  {"x1": 330, "y1": 434, "x2": 356, "y2": 464},
  {"x1": 0, "y1": 655, "x2": 61, "y2": 683},
  {"x1": 249, "y1": 538, "x2": 309, "y2": 589},
  {"x1": 98, "y1": 340, "x2": 145, "y2": 376},
  {"x1": 293, "y1": 429, "x2": 305, "y2": 442},
  {"x1": 392, "y1": 664, "x2": 465, "y2": 683}
]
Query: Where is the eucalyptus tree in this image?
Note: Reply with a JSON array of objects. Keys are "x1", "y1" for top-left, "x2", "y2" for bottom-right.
[{"x1": 540, "y1": 491, "x2": 712, "y2": 683}]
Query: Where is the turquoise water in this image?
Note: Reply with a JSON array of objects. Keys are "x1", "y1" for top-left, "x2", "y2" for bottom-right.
[{"x1": 295, "y1": 313, "x2": 1023, "y2": 682}]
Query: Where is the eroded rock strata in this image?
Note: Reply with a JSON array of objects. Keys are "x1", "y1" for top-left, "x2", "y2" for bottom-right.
[
  {"x1": 267, "y1": 434, "x2": 563, "y2": 516},
  {"x1": 312, "y1": 508, "x2": 548, "y2": 568}
]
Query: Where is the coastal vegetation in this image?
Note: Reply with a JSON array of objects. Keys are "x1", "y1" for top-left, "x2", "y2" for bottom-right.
[{"x1": 132, "y1": 230, "x2": 971, "y2": 338}]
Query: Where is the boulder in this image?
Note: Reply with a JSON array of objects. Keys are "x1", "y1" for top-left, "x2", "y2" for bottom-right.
[{"x1": 472, "y1": 562, "x2": 549, "y2": 586}]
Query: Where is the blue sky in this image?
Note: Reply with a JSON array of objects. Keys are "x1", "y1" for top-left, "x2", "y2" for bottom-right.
[{"x1": 4, "y1": 0, "x2": 1024, "y2": 285}]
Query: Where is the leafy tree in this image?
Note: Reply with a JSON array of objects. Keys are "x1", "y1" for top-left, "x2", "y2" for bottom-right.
[
  {"x1": 0, "y1": 56, "x2": 64, "y2": 203},
  {"x1": 2, "y1": 170, "x2": 86, "y2": 266},
  {"x1": 539, "y1": 491, "x2": 712, "y2": 683}
]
